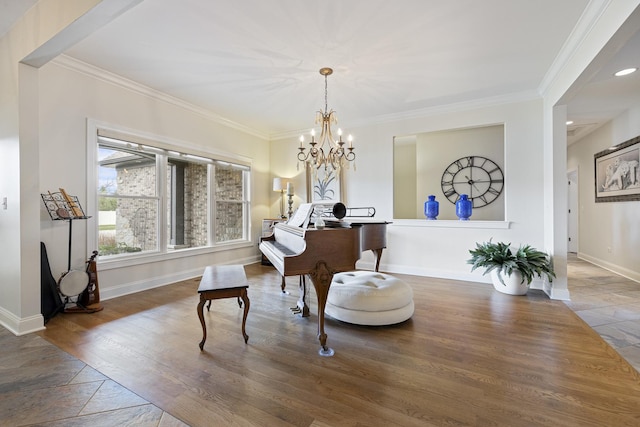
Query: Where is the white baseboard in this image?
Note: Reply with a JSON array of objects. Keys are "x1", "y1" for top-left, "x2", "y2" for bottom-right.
[
  {"x1": 547, "y1": 286, "x2": 571, "y2": 300},
  {"x1": 100, "y1": 256, "x2": 260, "y2": 301},
  {"x1": 377, "y1": 262, "x2": 492, "y2": 284},
  {"x1": 100, "y1": 269, "x2": 202, "y2": 301},
  {"x1": 378, "y1": 263, "x2": 570, "y2": 299},
  {"x1": 0, "y1": 308, "x2": 45, "y2": 336},
  {"x1": 578, "y1": 253, "x2": 640, "y2": 283}
]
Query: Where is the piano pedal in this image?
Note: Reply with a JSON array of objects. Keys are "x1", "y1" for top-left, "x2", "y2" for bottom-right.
[{"x1": 291, "y1": 306, "x2": 301, "y2": 314}]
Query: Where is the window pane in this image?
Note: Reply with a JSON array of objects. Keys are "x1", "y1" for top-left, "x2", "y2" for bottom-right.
[
  {"x1": 98, "y1": 144, "x2": 158, "y2": 257},
  {"x1": 98, "y1": 196, "x2": 159, "y2": 255},
  {"x1": 98, "y1": 146, "x2": 156, "y2": 197},
  {"x1": 167, "y1": 160, "x2": 208, "y2": 249},
  {"x1": 215, "y1": 201, "x2": 244, "y2": 242},
  {"x1": 215, "y1": 165, "x2": 244, "y2": 200},
  {"x1": 215, "y1": 165, "x2": 247, "y2": 243}
]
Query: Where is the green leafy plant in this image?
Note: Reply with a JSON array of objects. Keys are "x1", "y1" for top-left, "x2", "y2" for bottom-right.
[
  {"x1": 467, "y1": 240, "x2": 555, "y2": 286},
  {"x1": 99, "y1": 242, "x2": 142, "y2": 256}
]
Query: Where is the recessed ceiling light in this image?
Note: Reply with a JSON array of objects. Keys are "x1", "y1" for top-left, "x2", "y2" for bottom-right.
[
  {"x1": 566, "y1": 120, "x2": 574, "y2": 125},
  {"x1": 614, "y1": 67, "x2": 637, "y2": 77}
]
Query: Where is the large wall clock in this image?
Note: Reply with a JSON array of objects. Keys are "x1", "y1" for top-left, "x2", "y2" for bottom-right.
[{"x1": 440, "y1": 156, "x2": 504, "y2": 208}]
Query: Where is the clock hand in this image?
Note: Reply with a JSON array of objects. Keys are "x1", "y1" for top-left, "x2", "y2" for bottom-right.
[
  {"x1": 465, "y1": 175, "x2": 480, "y2": 191},
  {"x1": 460, "y1": 179, "x2": 495, "y2": 183}
]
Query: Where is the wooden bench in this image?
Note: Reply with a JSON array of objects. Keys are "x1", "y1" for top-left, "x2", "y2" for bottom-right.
[{"x1": 197, "y1": 265, "x2": 250, "y2": 350}]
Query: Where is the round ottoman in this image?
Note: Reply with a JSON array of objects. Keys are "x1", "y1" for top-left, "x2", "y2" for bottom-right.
[{"x1": 326, "y1": 271, "x2": 414, "y2": 326}]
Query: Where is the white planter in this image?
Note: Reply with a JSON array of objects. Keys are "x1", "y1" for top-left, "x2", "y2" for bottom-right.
[{"x1": 490, "y1": 270, "x2": 528, "y2": 295}]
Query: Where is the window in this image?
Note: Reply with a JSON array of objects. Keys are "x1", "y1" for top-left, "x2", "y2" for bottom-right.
[{"x1": 95, "y1": 134, "x2": 250, "y2": 259}]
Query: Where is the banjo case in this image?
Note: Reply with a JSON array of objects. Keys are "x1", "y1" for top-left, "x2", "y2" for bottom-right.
[{"x1": 40, "y1": 242, "x2": 64, "y2": 323}]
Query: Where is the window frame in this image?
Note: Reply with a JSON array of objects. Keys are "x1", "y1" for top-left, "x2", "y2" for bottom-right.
[{"x1": 87, "y1": 120, "x2": 253, "y2": 270}]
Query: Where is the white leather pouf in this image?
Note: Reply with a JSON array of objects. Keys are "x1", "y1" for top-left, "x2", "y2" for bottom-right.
[{"x1": 326, "y1": 271, "x2": 414, "y2": 326}]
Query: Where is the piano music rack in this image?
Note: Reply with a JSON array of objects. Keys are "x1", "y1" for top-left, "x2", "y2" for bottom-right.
[
  {"x1": 345, "y1": 207, "x2": 376, "y2": 218},
  {"x1": 309, "y1": 204, "x2": 376, "y2": 218}
]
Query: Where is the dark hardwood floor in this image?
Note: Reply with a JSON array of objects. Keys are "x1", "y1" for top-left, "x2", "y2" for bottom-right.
[{"x1": 36, "y1": 263, "x2": 640, "y2": 426}]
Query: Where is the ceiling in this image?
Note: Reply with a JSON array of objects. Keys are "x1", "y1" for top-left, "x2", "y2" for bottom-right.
[
  {"x1": 3, "y1": 1, "x2": 640, "y2": 143},
  {"x1": 0, "y1": 0, "x2": 37, "y2": 38}
]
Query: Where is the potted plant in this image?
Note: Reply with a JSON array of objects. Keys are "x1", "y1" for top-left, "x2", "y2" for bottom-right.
[{"x1": 467, "y1": 240, "x2": 555, "y2": 295}]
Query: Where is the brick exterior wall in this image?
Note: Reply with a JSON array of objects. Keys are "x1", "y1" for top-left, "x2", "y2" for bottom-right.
[
  {"x1": 215, "y1": 165, "x2": 244, "y2": 242},
  {"x1": 109, "y1": 159, "x2": 244, "y2": 251},
  {"x1": 116, "y1": 161, "x2": 158, "y2": 251},
  {"x1": 183, "y1": 162, "x2": 208, "y2": 247}
]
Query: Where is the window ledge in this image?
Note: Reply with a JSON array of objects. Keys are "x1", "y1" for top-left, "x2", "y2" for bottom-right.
[
  {"x1": 391, "y1": 219, "x2": 511, "y2": 229},
  {"x1": 98, "y1": 240, "x2": 253, "y2": 271}
]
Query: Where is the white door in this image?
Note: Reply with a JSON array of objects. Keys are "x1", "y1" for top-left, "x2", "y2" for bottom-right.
[{"x1": 567, "y1": 170, "x2": 578, "y2": 253}]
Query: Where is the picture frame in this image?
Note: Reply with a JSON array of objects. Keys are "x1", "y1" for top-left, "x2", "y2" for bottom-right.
[
  {"x1": 594, "y1": 135, "x2": 640, "y2": 202},
  {"x1": 305, "y1": 162, "x2": 345, "y2": 203}
]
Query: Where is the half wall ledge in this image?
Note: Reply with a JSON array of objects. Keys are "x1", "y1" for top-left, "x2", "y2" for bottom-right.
[{"x1": 391, "y1": 220, "x2": 511, "y2": 229}]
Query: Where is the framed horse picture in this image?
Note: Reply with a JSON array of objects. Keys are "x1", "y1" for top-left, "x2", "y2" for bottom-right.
[{"x1": 594, "y1": 135, "x2": 640, "y2": 202}]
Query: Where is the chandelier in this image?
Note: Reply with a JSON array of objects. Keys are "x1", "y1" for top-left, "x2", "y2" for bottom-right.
[{"x1": 298, "y1": 67, "x2": 355, "y2": 171}]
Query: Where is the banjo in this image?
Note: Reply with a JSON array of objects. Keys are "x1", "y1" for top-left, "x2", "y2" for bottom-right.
[
  {"x1": 58, "y1": 250, "x2": 103, "y2": 313},
  {"x1": 58, "y1": 269, "x2": 90, "y2": 298}
]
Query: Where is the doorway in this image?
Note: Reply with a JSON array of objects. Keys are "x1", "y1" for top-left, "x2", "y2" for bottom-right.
[{"x1": 567, "y1": 169, "x2": 578, "y2": 253}]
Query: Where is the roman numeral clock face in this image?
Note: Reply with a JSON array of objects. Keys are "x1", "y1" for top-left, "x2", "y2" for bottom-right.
[{"x1": 441, "y1": 156, "x2": 504, "y2": 208}]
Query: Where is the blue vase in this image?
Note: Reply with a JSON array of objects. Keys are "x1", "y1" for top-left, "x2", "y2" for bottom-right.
[
  {"x1": 456, "y1": 194, "x2": 472, "y2": 220},
  {"x1": 424, "y1": 195, "x2": 439, "y2": 220}
]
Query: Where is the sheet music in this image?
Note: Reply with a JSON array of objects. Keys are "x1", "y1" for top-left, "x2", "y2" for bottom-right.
[{"x1": 288, "y1": 203, "x2": 313, "y2": 227}]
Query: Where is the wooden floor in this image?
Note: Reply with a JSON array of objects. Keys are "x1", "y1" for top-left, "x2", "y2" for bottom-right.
[{"x1": 38, "y1": 263, "x2": 640, "y2": 427}]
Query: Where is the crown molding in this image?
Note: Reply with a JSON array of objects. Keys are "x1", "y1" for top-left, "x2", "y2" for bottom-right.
[
  {"x1": 52, "y1": 54, "x2": 269, "y2": 140},
  {"x1": 53, "y1": 54, "x2": 540, "y2": 144},
  {"x1": 538, "y1": 0, "x2": 611, "y2": 96},
  {"x1": 269, "y1": 90, "x2": 541, "y2": 141}
]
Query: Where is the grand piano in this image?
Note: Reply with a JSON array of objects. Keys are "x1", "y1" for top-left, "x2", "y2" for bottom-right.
[{"x1": 259, "y1": 202, "x2": 389, "y2": 356}]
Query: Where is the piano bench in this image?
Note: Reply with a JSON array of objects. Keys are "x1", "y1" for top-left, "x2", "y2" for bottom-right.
[
  {"x1": 326, "y1": 271, "x2": 414, "y2": 326},
  {"x1": 197, "y1": 265, "x2": 250, "y2": 351}
]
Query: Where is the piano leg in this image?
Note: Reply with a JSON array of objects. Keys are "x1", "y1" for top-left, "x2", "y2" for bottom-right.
[
  {"x1": 308, "y1": 261, "x2": 335, "y2": 356},
  {"x1": 372, "y1": 248, "x2": 384, "y2": 272},
  {"x1": 281, "y1": 275, "x2": 286, "y2": 293}
]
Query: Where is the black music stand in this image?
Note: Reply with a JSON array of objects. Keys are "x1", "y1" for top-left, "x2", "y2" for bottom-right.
[{"x1": 41, "y1": 192, "x2": 91, "y2": 271}]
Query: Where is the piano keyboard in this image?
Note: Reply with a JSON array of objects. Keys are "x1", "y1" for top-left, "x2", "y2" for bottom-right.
[{"x1": 262, "y1": 240, "x2": 297, "y2": 256}]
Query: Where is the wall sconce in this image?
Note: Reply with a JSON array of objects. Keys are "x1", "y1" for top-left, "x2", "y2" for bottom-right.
[{"x1": 273, "y1": 177, "x2": 286, "y2": 218}]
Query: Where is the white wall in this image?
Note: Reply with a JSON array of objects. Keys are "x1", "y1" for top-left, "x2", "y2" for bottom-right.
[
  {"x1": 393, "y1": 137, "x2": 416, "y2": 218},
  {"x1": 37, "y1": 59, "x2": 271, "y2": 301},
  {"x1": 0, "y1": 0, "x2": 120, "y2": 335},
  {"x1": 567, "y1": 105, "x2": 640, "y2": 282},
  {"x1": 271, "y1": 99, "x2": 547, "y2": 284}
]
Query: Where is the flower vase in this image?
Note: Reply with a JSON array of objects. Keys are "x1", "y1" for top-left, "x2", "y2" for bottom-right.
[
  {"x1": 424, "y1": 195, "x2": 439, "y2": 220},
  {"x1": 455, "y1": 194, "x2": 472, "y2": 220}
]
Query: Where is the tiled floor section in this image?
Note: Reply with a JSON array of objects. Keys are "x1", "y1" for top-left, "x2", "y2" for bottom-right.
[
  {"x1": 565, "y1": 253, "x2": 640, "y2": 372},
  {"x1": 1, "y1": 254, "x2": 638, "y2": 426},
  {"x1": 0, "y1": 328, "x2": 187, "y2": 427}
]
